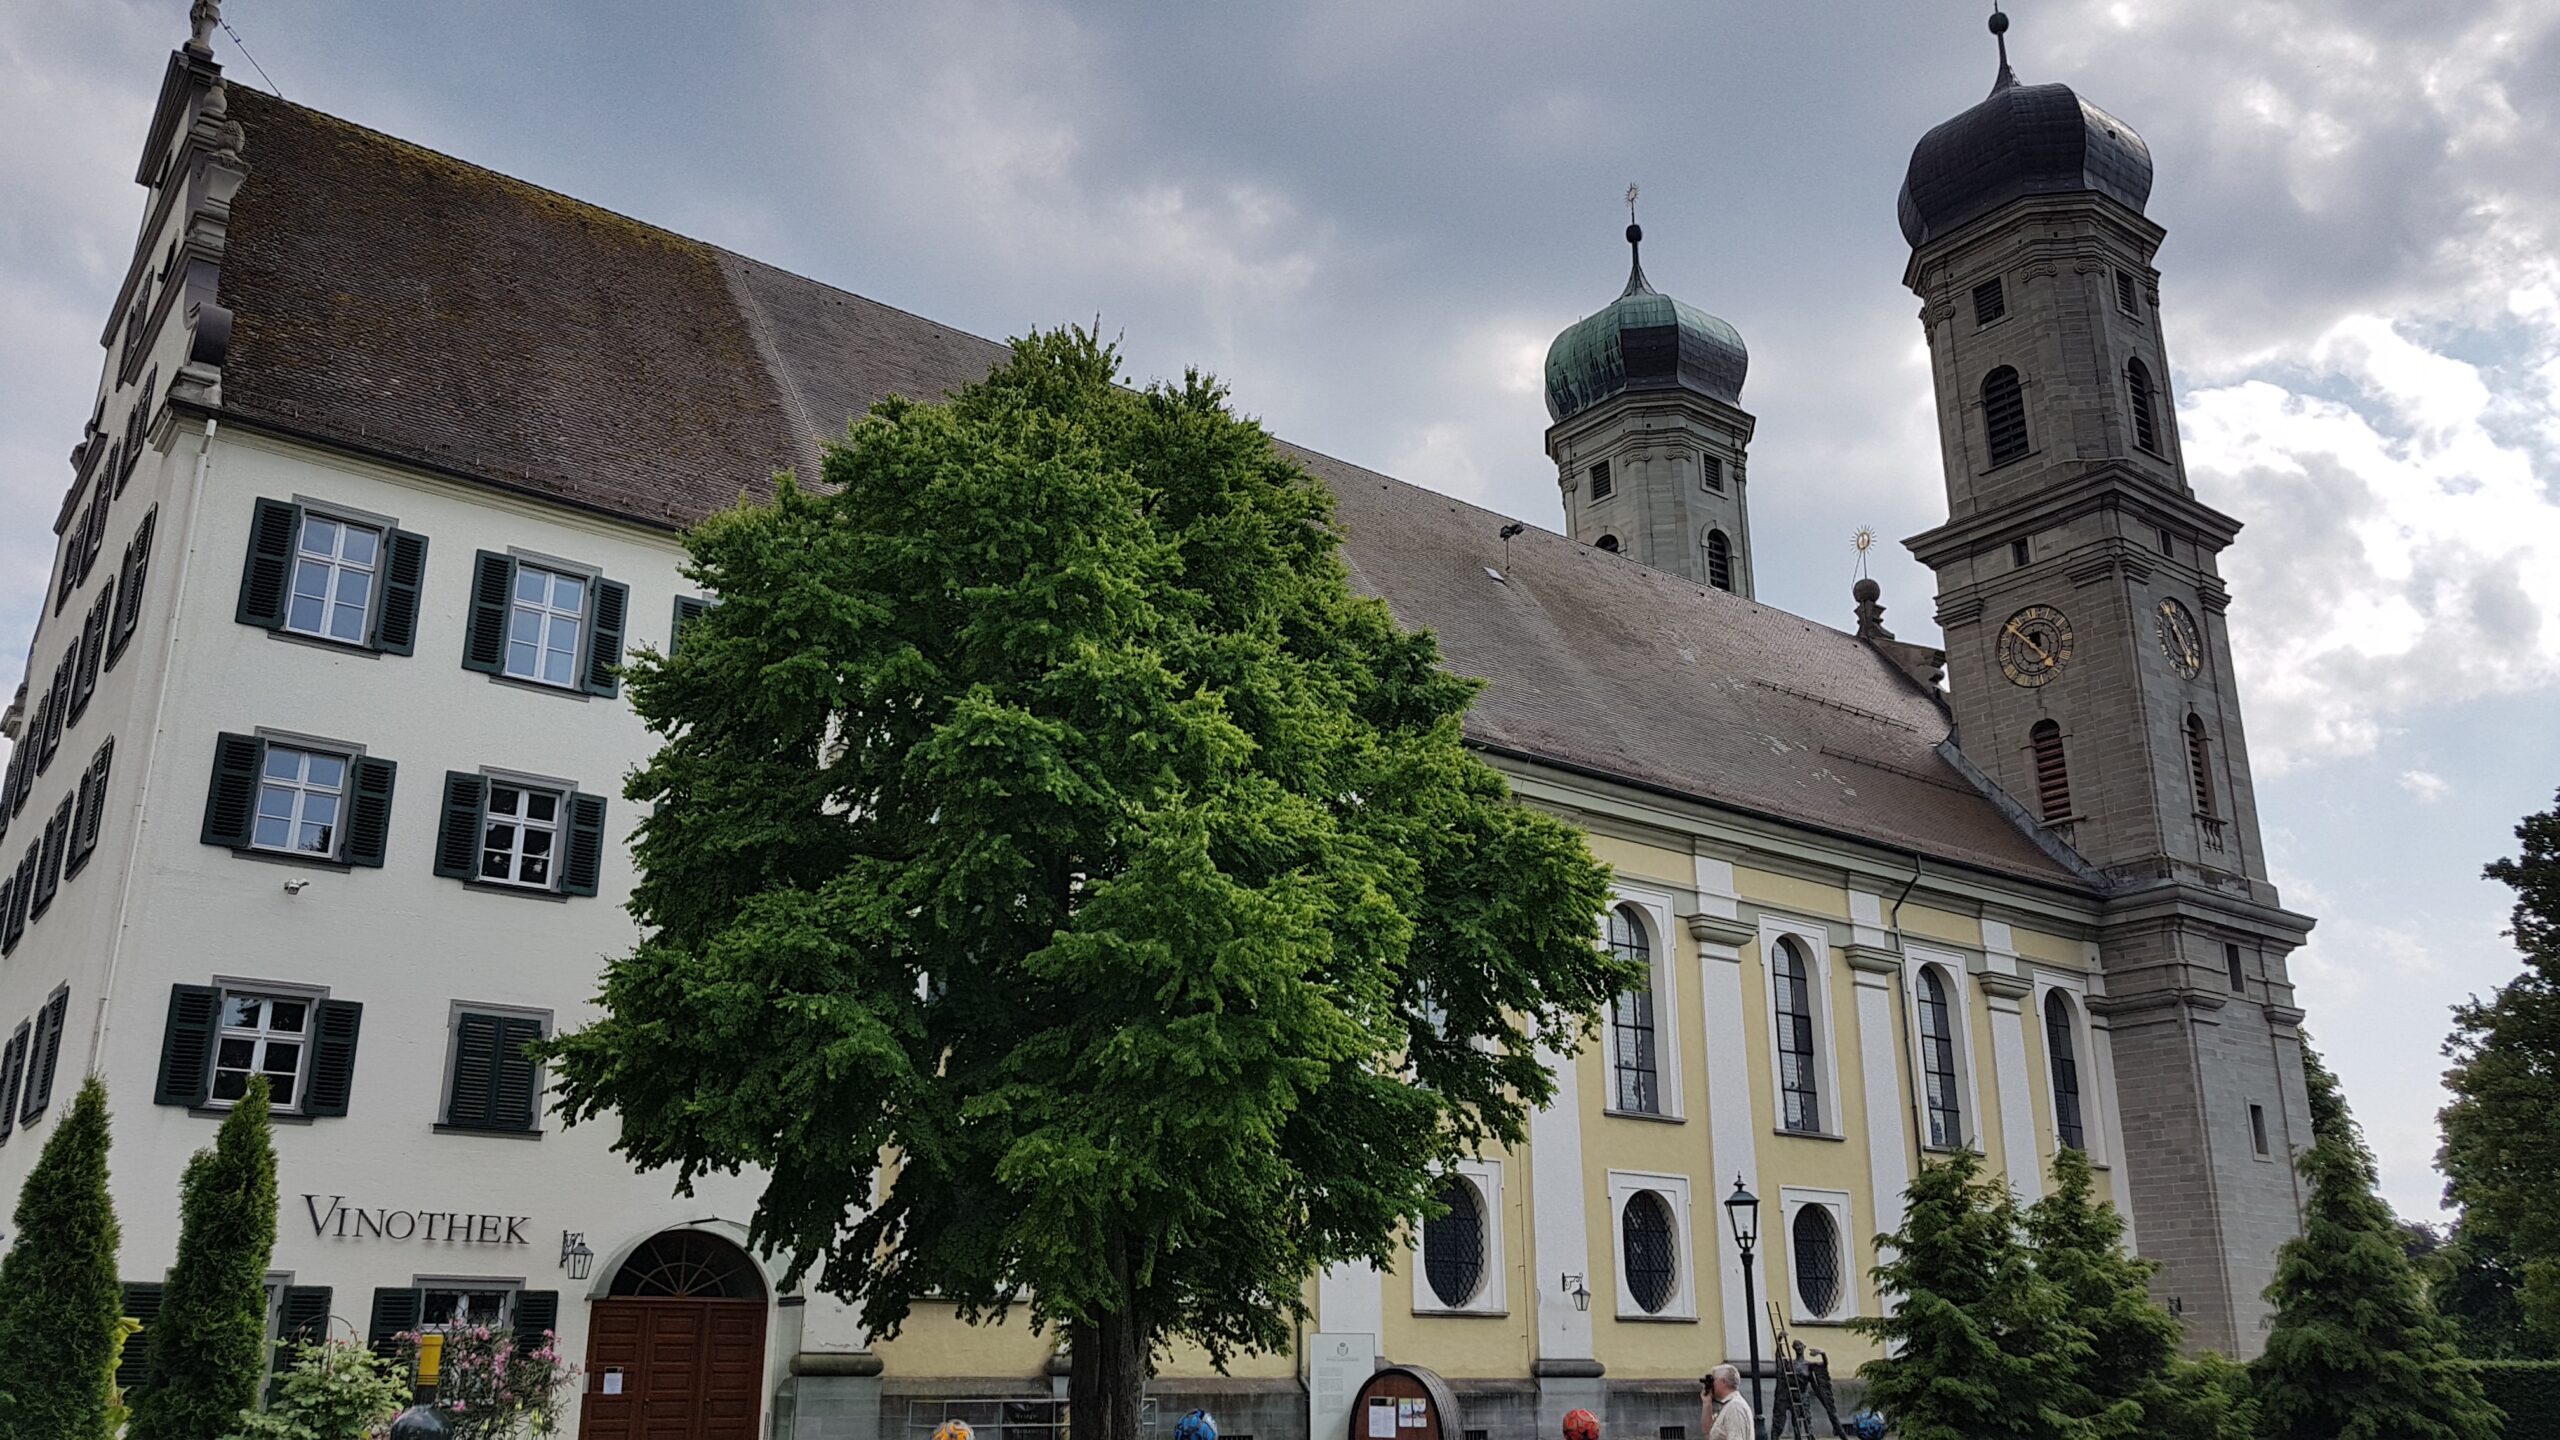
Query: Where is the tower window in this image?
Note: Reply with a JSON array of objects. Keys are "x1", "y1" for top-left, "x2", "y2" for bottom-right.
[
  {"x1": 2248, "y1": 1103, "x2": 2271, "y2": 1158},
  {"x1": 2159, "y1": 528, "x2": 2175, "y2": 558},
  {"x1": 1982, "y1": 367, "x2": 2029, "y2": 467},
  {"x1": 1589, "y1": 461, "x2": 1614, "y2": 501},
  {"x1": 1706, "y1": 530, "x2": 1734, "y2": 593},
  {"x1": 2045, "y1": 991, "x2": 2084, "y2": 1151},
  {"x1": 1701, "y1": 455, "x2": 1724, "y2": 493},
  {"x1": 1973, "y1": 278, "x2": 2007, "y2": 326},
  {"x1": 2225, "y1": 942, "x2": 2247, "y2": 993},
  {"x1": 1917, "y1": 966, "x2": 1964, "y2": 1149},
  {"x1": 2010, "y1": 538, "x2": 2031, "y2": 568},
  {"x1": 2031, "y1": 719, "x2": 2071, "y2": 821},
  {"x1": 2127, "y1": 358, "x2": 2161, "y2": 454},
  {"x1": 2186, "y1": 713, "x2": 2216, "y2": 817},
  {"x1": 1595, "y1": 534, "x2": 1620, "y2": 554},
  {"x1": 2116, "y1": 269, "x2": 2141, "y2": 315}
]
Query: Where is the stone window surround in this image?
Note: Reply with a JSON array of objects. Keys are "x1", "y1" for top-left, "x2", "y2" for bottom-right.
[
  {"x1": 1607, "y1": 1169, "x2": 1698, "y2": 1323},
  {"x1": 1756, "y1": 914, "x2": 1847, "y2": 1141},
  {"x1": 1901, "y1": 943, "x2": 1983, "y2": 1153},
  {"x1": 1409, "y1": 1157, "x2": 1506, "y2": 1318},
  {"x1": 1604, "y1": 884, "x2": 1685, "y2": 1122},
  {"x1": 1778, "y1": 1186, "x2": 1857, "y2": 1326}
]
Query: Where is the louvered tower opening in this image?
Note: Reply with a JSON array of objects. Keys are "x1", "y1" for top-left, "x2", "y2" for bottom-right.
[
  {"x1": 2031, "y1": 719, "x2": 2070, "y2": 820},
  {"x1": 1982, "y1": 366, "x2": 2029, "y2": 466}
]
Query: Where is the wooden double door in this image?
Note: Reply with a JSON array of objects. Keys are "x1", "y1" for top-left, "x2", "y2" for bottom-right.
[{"x1": 578, "y1": 1297, "x2": 766, "y2": 1440}]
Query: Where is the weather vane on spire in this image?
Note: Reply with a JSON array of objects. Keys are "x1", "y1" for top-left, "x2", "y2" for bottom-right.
[
  {"x1": 1852, "y1": 526, "x2": 1877, "y2": 580},
  {"x1": 1626, "y1": 183, "x2": 1640, "y2": 225}
]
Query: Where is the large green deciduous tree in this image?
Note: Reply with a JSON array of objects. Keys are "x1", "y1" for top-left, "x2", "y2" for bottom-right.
[
  {"x1": 1853, "y1": 1148, "x2": 2090, "y2": 1440},
  {"x1": 2254, "y1": 1047, "x2": 2498, "y2": 1440},
  {"x1": 2441, "y1": 788, "x2": 2560, "y2": 1351},
  {"x1": 546, "y1": 330, "x2": 1624, "y2": 1440},
  {"x1": 130, "y1": 1075, "x2": 280, "y2": 1440},
  {"x1": 0, "y1": 1076, "x2": 124, "y2": 1440}
]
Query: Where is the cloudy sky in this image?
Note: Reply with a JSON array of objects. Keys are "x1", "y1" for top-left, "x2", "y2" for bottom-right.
[{"x1": 6, "y1": 0, "x2": 2559, "y2": 1221}]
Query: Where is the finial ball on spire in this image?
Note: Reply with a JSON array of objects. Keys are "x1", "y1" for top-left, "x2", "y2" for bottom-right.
[
  {"x1": 1626, "y1": 223, "x2": 1643, "y2": 246},
  {"x1": 1989, "y1": 9, "x2": 2009, "y2": 36}
]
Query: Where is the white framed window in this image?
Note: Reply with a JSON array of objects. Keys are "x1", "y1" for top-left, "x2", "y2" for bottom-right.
[
  {"x1": 505, "y1": 564, "x2": 587, "y2": 686},
  {"x1": 1412, "y1": 1159, "x2": 1506, "y2": 1316},
  {"x1": 1757, "y1": 918, "x2": 1844, "y2": 1139},
  {"x1": 1608, "y1": 1171, "x2": 1697, "y2": 1321},
  {"x1": 1779, "y1": 1188, "x2": 1856, "y2": 1324},
  {"x1": 253, "y1": 744, "x2": 349, "y2": 857},
  {"x1": 1604, "y1": 887, "x2": 1682, "y2": 1119},
  {"x1": 1904, "y1": 947, "x2": 1980, "y2": 1151},
  {"x1": 479, "y1": 782, "x2": 562, "y2": 888},
  {"x1": 215, "y1": 988, "x2": 318, "y2": 1112},
  {"x1": 420, "y1": 1282, "x2": 518, "y2": 1330},
  {"x1": 286, "y1": 512, "x2": 382, "y2": 643}
]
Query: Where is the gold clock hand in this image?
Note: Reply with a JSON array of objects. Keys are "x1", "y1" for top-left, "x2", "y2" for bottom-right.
[{"x1": 2004, "y1": 621, "x2": 2052, "y2": 666}]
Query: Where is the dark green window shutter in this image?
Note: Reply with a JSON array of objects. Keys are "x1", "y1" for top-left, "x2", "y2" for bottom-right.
[
  {"x1": 0, "y1": 1024, "x2": 27, "y2": 1142},
  {"x1": 68, "y1": 736, "x2": 114, "y2": 875},
  {"x1": 40, "y1": 649, "x2": 71, "y2": 769},
  {"x1": 0, "y1": 747, "x2": 19, "y2": 842},
  {"x1": 108, "y1": 505, "x2": 158, "y2": 665},
  {"x1": 462, "y1": 551, "x2": 513, "y2": 673},
  {"x1": 118, "y1": 1283, "x2": 166, "y2": 1390},
  {"x1": 237, "y1": 498, "x2": 300, "y2": 629},
  {"x1": 69, "y1": 591, "x2": 106, "y2": 723},
  {"x1": 22, "y1": 988, "x2": 69, "y2": 1121},
  {"x1": 3, "y1": 848, "x2": 31, "y2": 949},
  {"x1": 156, "y1": 984, "x2": 223, "y2": 1107},
  {"x1": 433, "y1": 772, "x2": 488, "y2": 879},
  {"x1": 562, "y1": 792, "x2": 607, "y2": 896},
  {"x1": 367, "y1": 1287, "x2": 421, "y2": 1359},
  {"x1": 669, "y1": 594, "x2": 712, "y2": 654},
  {"x1": 304, "y1": 999, "x2": 362, "y2": 1118},
  {"x1": 447, "y1": 1011, "x2": 502, "y2": 1128},
  {"x1": 0, "y1": 878, "x2": 15, "y2": 957},
  {"x1": 371, "y1": 528, "x2": 429, "y2": 655},
  {"x1": 31, "y1": 796, "x2": 71, "y2": 917},
  {"x1": 343, "y1": 756, "x2": 397, "y2": 868},
  {"x1": 494, "y1": 1015, "x2": 543, "y2": 1129},
  {"x1": 582, "y1": 577, "x2": 629, "y2": 696},
  {"x1": 66, "y1": 762, "x2": 99, "y2": 879},
  {"x1": 280, "y1": 1285, "x2": 332, "y2": 1345},
  {"x1": 512, "y1": 1289, "x2": 560, "y2": 1340},
  {"x1": 201, "y1": 732, "x2": 264, "y2": 850}
]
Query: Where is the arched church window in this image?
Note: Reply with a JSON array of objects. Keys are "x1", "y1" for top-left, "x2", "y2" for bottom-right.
[
  {"x1": 1773, "y1": 937, "x2": 1821, "y2": 1132},
  {"x1": 1706, "y1": 530, "x2": 1734, "y2": 593},
  {"x1": 1917, "y1": 966, "x2": 1964, "y2": 1149},
  {"x1": 2186, "y1": 713, "x2": 2216, "y2": 817},
  {"x1": 1595, "y1": 534, "x2": 1620, "y2": 554},
  {"x1": 2045, "y1": 990, "x2": 2084, "y2": 1151},
  {"x1": 1982, "y1": 367, "x2": 2029, "y2": 467},
  {"x1": 2127, "y1": 357, "x2": 2160, "y2": 454},
  {"x1": 1607, "y1": 905, "x2": 1658, "y2": 1114},
  {"x1": 2030, "y1": 720, "x2": 2070, "y2": 821}
]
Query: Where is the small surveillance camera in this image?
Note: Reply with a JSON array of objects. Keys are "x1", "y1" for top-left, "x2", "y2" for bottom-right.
[{"x1": 282, "y1": 878, "x2": 309, "y2": 895}]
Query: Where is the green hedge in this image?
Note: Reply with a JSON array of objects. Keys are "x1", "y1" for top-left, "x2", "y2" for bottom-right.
[{"x1": 2471, "y1": 1360, "x2": 2560, "y2": 1437}]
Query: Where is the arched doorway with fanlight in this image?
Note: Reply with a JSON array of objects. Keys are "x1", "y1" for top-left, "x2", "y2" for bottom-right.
[{"x1": 579, "y1": 1228, "x2": 770, "y2": 1440}]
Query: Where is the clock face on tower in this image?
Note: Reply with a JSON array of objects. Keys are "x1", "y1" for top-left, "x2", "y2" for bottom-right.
[
  {"x1": 1998, "y1": 604, "x2": 2075, "y2": 688},
  {"x1": 2156, "y1": 598, "x2": 2203, "y2": 678}
]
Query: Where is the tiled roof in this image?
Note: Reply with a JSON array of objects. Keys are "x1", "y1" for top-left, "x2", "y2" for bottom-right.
[{"x1": 211, "y1": 88, "x2": 2083, "y2": 891}]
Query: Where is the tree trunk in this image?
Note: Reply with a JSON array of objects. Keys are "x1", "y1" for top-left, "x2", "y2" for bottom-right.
[{"x1": 1067, "y1": 1239, "x2": 1147, "y2": 1440}]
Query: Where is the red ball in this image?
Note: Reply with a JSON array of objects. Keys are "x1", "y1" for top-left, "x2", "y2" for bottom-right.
[{"x1": 1562, "y1": 1409, "x2": 1601, "y2": 1440}]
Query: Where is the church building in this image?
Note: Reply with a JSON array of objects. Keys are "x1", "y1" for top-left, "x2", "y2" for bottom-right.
[{"x1": 0, "y1": 8, "x2": 2313, "y2": 1438}]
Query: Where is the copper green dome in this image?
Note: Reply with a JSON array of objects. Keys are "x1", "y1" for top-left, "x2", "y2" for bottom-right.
[{"x1": 1544, "y1": 225, "x2": 1748, "y2": 425}]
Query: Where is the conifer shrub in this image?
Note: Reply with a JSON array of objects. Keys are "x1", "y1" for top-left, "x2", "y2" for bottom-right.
[
  {"x1": 130, "y1": 1074, "x2": 282, "y2": 1440},
  {"x1": 0, "y1": 1076, "x2": 124, "y2": 1440},
  {"x1": 2469, "y1": 1360, "x2": 2560, "y2": 1438}
]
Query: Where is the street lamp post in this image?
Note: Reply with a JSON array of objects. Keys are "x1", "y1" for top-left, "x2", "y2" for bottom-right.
[{"x1": 1724, "y1": 1178, "x2": 1764, "y2": 1440}]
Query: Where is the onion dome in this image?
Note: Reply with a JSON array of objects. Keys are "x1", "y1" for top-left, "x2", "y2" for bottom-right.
[
  {"x1": 1896, "y1": 10, "x2": 2153, "y2": 249},
  {"x1": 1544, "y1": 223, "x2": 1748, "y2": 424}
]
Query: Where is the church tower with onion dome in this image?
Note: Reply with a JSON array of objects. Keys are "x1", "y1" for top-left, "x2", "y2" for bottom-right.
[
  {"x1": 1901, "y1": 10, "x2": 2317, "y2": 1355},
  {"x1": 1544, "y1": 214, "x2": 1757, "y2": 595}
]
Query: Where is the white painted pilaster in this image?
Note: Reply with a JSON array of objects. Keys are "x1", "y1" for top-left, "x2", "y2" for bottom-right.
[
  {"x1": 1984, "y1": 978, "x2": 2043, "y2": 1203},
  {"x1": 1527, "y1": 1029, "x2": 1594, "y2": 1364},
  {"x1": 1843, "y1": 939, "x2": 1911, "y2": 1295},
  {"x1": 1690, "y1": 877, "x2": 1760, "y2": 1363}
]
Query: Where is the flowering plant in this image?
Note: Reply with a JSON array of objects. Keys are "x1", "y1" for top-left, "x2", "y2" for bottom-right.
[{"x1": 394, "y1": 1325, "x2": 577, "y2": 1439}]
